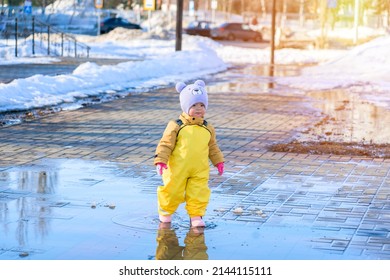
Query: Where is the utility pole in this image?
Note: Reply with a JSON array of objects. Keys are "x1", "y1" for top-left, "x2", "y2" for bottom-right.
[
  {"x1": 299, "y1": 0, "x2": 305, "y2": 27},
  {"x1": 269, "y1": 0, "x2": 277, "y2": 80},
  {"x1": 176, "y1": 0, "x2": 183, "y2": 51},
  {"x1": 353, "y1": 0, "x2": 360, "y2": 45},
  {"x1": 95, "y1": 0, "x2": 103, "y2": 36},
  {"x1": 320, "y1": 0, "x2": 327, "y2": 48}
]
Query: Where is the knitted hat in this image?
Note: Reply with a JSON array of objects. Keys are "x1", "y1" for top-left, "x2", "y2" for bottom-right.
[{"x1": 176, "y1": 80, "x2": 208, "y2": 114}]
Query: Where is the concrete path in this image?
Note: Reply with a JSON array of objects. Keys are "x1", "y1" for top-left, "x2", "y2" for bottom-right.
[{"x1": 0, "y1": 62, "x2": 389, "y2": 260}]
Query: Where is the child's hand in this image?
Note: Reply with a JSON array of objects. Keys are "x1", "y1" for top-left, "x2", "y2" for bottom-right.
[
  {"x1": 156, "y1": 162, "x2": 168, "y2": 176},
  {"x1": 216, "y1": 162, "x2": 224, "y2": 176}
]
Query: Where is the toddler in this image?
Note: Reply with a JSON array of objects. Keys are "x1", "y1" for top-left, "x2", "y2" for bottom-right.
[{"x1": 154, "y1": 80, "x2": 224, "y2": 228}]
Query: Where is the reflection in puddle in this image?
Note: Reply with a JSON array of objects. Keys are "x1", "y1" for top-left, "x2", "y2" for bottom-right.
[
  {"x1": 0, "y1": 159, "x2": 127, "y2": 257},
  {"x1": 0, "y1": 169, "x2": 58, "y2": 193},
  {"x1": 156, "y1": 226, "x2": 208, "y2": 260},
  {"x1": 18, "y1": 171, "x2": 58, "y2": 194},
  {"x1": 0, "y1": 170, "x2": 58, "y2": 249},
  {"x1": 303, "y1": 89, "x2": 390, "y2": 144},
  {"x1": 208, "y1": 64, "x2": 304, "y2": 95},
  {"x1": 244, "y1": 64, "x2": 306, "y2": 77}
]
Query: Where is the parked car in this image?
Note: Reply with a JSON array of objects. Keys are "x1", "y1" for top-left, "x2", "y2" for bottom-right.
[
  {"x1": 211, "y1": 22, "x2": 263, "y2": 42},
  {"x1": 100, "y1": 17, "x2": 141, "y2": 34},
  {"x1": 184, "y1": 20, "x2": 215, "y2": 37}
]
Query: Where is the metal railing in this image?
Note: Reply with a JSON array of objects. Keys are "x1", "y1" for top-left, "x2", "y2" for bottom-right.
[{"x1": 0, "y1": 15, "x2": 90, "y2": 58}]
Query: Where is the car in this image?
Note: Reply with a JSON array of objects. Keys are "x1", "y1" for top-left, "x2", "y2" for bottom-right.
[
  {"x1": 100, "y1": 17, "x2": 141, "y2": 34},
  {"x1": 184, "y1": 20, "x2": 215, "y2": 37},
  {"x1": 211, "y1": 22, "x2": 263, "y2": 42}
]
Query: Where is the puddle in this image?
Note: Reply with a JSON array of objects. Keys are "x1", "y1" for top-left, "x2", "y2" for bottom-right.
[
  {"x1": 112, "y1": 213, "x2": 218, "y2": 233},
  {"x1": 0, "y1": 159, "x2": 149, "y2": 259},
  {"x1": 208, "y1": 65, "x2": 390, "y2": 158},
  {"x1": 215, "y1": 63, "x2": 390, "y2": 144},
  {"x1": 302, "y1": 88, "x2": 390, "y2": 144},
  {"x1": 155, "y1": 226, "x2": 210, "y2": 260},
  {"x1": 212, "y1": 64, "x2": 390, "y2": 147},
  {"x1": 0, "y1": 159, "x2": 121, "y2": 193},
  {"x1": 1, "y1": 157, "x2": 355, "y2": 260},
  {"x1": 208, "y1": 64, "x2": 305, "y2": 95},
  {"x1": 151, "y1": 221, "x2": 371, "y2": 260}
]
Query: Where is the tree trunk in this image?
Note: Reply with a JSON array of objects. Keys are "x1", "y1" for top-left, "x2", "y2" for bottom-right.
[
  {"x1": 319, "y1": 0, "x2": 327, "y2": 48},
  {"x1": 260, "y1": 0, "x2": 266, "y2": 19}
]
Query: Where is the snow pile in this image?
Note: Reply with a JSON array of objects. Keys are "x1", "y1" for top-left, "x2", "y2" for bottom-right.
[
  {"x1": 279, "y1": 35, "x2": 390, "y2": 91},
  {"x1": 0, "y1": 37, "x2": 226, "y2": 112}
]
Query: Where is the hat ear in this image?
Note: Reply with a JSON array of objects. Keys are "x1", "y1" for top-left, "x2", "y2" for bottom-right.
[
  {"x1": 194, "y1": 80, "x2": 205, "y2": 87},
  {"x1": 176, "y1": 82, "x2": 187, "y2": 93}
]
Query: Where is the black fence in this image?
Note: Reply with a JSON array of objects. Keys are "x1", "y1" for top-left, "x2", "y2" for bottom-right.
[{"x1": 0, "y1": 15, "x2": 90, "y2": 58}]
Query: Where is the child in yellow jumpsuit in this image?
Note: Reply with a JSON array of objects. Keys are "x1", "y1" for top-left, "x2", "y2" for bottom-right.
[{"x1": 154, "y1": 80, "x2": 224, "y2": 228}]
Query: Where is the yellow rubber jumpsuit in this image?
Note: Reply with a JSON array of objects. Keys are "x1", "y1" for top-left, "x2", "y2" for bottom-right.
[{"x1": 154, "y1": 112, "x2": 224, "y2": 218}]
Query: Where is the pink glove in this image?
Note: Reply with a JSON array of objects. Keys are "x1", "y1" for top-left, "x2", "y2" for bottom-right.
[
  {"x1": 216, "y1": 162, "x2": 224, "y2": 176},
  {"x1": 156, "y1": 162, "x2": 167, "y2": 176}
]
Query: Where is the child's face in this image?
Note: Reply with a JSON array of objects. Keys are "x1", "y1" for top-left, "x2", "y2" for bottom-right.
[{"x1": 188, "y1": 102, "x2": 206, "y2": 118}]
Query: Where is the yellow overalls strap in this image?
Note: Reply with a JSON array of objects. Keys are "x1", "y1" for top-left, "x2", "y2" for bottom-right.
[{"x1": 176, "y1": 119, "x2": 210, "y2": 135}]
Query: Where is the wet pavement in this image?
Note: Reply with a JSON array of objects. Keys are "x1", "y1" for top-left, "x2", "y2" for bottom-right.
[
  {"x1": 0, "y1": 57, "x2": 133, "y2": 84},
  {"x1": 303, "y1": 89, "x2": 390, "y2": 144},
  {"x1": 1, "y1": 61, "x2": 390, "y2": 260}
]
